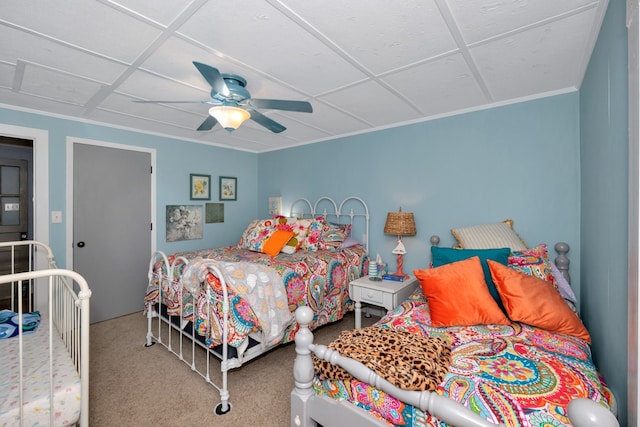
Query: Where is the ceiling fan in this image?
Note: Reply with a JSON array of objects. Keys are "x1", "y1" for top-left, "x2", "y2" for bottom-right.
[{"x1": 133, "y1": 61, "x2": 313, "y2": 133}]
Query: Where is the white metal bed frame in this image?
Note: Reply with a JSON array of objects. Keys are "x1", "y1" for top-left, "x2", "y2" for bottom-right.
[
  {"x1": 0, "y1": 240, "x2": 91, "y2": 426},
  {"x1": 290, "y1": 239, "x2": 620, "y2": 427},
  {"x1": 144, "y1": 196, "x2": 369, "y2": 416}
]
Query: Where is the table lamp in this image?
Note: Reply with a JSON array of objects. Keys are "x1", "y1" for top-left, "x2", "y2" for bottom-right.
[{"x1": 383, "y1": 209, "x2": 417, "y2": 279}]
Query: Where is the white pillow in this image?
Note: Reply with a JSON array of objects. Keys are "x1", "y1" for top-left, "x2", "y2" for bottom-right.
[{"x1": 451, "y1": 220, "x2": 527, "y2": 251}]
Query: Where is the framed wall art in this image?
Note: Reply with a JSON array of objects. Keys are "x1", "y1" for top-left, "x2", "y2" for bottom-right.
[
  {"x1": 268, "y1": 196, "x2": 282, "y2": 215},
  {"x1": 190, "y1": 174, "x2": 211, "y2": 200},
  {"x1": 166, "y1": 205, "x2": 203, "y2": 242},
  {"x1": 219, "y1": 176, "x2": 237, "y2": 201},
  {"x1": 206, "y1": 202, "x2": 224, "y2": 223}
]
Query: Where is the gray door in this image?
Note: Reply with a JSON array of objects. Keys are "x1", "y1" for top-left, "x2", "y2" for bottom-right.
[
  {"x1": 0, "y1": 158, "x2": 29, "y2": 309},
  {"x1": 73, "y1": 144, "x2": 151, "y2": 323}
]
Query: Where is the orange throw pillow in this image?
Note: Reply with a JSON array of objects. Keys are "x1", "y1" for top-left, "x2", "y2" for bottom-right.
[
  {"x1": 487, "y1": 260, "x2": 591, "y2": 342},
  {"x1": 414, "y1": 256, "x2": 510, "y2": 327},
  {"x1": 262, "y1": 230, "x2": 294, "y2": 256}
]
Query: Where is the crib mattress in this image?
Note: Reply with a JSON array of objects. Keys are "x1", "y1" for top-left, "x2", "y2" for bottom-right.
[{"x1": 0, "y1": 316, "x2": 81, "y2": 427}]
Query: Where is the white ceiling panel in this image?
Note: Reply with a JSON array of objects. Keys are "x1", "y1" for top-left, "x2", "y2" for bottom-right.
[
  {"x1": 472, "y1": 8, "x2": 599, "y2": 101},
  {"x1": 320, "y1": 81, "x2": 421, "y2": 127},
  {"x1": 0, "y1": 26, "x2": 127, "y2": 84},
  {"x1": 2, "y1": 0, "x2": 162, "y2": 63},
  {"x1": 381, "y1": 54, "x2": 488, "y2": 116},
  {"x1": 285, "y1": 0, "x2": 458, "y2": 75},
  {"x1": 20, "y1": 64, "x2": 104, "y2": 105},
  {"x1": 176, "y1": 0, "x2": 369, "y2": 95},
  {"x1": 447, "y1": 0, "x2": 598, "y2": 43},
  {"x1": 0, "y1": 63, "x2": 14, "y2": 88},
  {"x1": 98, "y1": 92, "x2": 202, "y2": 127},
  {"x1": 117, "y1": 70, "x2": 209, "y2": 102},
  {"x1": 0, "y1": 0, "x2": 609, "y2": 152},
  {"x1": 105, "y1": 0, "x2": 194, "y2": 26}
]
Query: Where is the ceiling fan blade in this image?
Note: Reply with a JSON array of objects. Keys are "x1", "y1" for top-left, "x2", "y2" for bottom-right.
[
  {"x1": 197, "y1": 115, "x2": 218, "y2": 131},
  {"x1": 250, "y1": 99, "x2": 312, "y2": 113},
  {"x1": 193, "y1": 61, "x2": 229, "y2": 96},
  {"x1": 249, "y1": 110, "x2": 286, "y2": 133}
]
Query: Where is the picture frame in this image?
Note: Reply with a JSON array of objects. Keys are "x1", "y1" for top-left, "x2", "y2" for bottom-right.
[
  {"x1": 219, "y1": 176, "x2": 237, "y2": 201},
  {"x1": 190, "y1": 174, "x2": 211, "y2": 200},
  {"x1": 268, "y1": 196, "x2": 282, "y2": 216},
  {"x1": 205, "y1": 202, "x2": 224, "y2": 223},
  {"x1": 166, "y1": 205, "x2": 203, "y2": 241}
]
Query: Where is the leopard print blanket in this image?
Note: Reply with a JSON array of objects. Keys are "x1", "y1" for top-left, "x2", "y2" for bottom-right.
[{"x1": 314, "y1": 326, "x2": 452, "y2": 391}]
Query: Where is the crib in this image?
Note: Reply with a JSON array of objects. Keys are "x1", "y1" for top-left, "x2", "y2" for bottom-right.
[{"x1": 0, "y1": 240, "x2": 91, "y2": 426}]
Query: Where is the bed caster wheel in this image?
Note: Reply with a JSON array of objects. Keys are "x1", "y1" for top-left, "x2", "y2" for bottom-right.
[{"x1": 215, "y1": 402, "x2": 232, "y2": 415}]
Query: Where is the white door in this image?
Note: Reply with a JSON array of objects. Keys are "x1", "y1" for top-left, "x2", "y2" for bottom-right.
[{"x1": 73, "y1": 143, "x2": 152, "y2": 323}]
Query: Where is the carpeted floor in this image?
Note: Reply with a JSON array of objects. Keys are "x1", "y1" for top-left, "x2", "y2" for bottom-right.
[{"x1": 89, "y1": 310, "x2": 377, "y2": 426}]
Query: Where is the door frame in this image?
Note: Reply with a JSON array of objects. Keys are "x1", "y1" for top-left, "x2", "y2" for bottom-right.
[
  {"x1": 65, "y1": 137, "x2": 156, "y2": 269},
  {"x1": 0, "y1": 124, "x2": 49, "y2": 309},
  {"x1": 629, "y1": 0, "x2": 640, "y2": 424}
]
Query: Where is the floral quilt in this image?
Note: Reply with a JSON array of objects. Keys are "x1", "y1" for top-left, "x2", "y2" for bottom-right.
[
  {"x1": 314, "y1": 292, "x2": 616, "y2": 427},
  {"x1": 144, "y1": 245, "x2": 367, "y2": 348}
]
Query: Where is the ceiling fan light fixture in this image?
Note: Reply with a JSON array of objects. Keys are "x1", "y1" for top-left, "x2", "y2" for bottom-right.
[{"x1": 208, "y1": 106, "x2": 251, "y2": 132}]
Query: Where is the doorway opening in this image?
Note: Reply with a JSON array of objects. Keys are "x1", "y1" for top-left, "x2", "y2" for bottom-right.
[{"x1": 0, "y1": 136, "x2": 33, "y2": 311}]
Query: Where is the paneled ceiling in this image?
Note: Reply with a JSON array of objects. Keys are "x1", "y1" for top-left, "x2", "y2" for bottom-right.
[{"x1": 1, "y1": 0, "x2": 608, "y2": 153}]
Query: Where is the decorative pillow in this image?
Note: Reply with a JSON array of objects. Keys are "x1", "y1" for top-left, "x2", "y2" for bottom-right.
[
  {"x1": 414, "y1": 257, "x2": 510, "y2": 327},
  {"x1": 451, "y1": 219, "x2": 527, "y2": 251},
  {"x1": 508, "y1": 244, "x2": 556, "y2": 289},
  {"x1": 431, "y1": 246, "x2": 510, "y2": 311},
  {"x1": 487, "y1": 260, "x2": 590, "y2": 342},
  {"x1": 273, "y1": 216, "x2": 312, "y2": 252},
  {"x1": 238, "y1": 219, "x2": 276, "y2": 252},
  {"x1": 550, "y1": 262, "x2": 577, "y2": 304},
  {"x1": 322, "y1": 221, "x2": 352, "y2": 250},
  {"x1": 262, "y1": 230, "x2": 294, "y2": 257},
  {"x1": 339, "y1": 236, "x2": 362, "y2": 249},
  {"x1": 301, "y1": 217, "x2": 326, "y2": 251}
]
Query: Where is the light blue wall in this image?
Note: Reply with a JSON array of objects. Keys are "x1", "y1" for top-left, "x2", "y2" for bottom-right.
[
  {"x1": 0, "y1": 107, "x2": 258, "y2": 267},
  {"x1": 259, "y1": 93, "x2": 582, "y2": 292},
  {"x1": 579, "y1": 0, "x2": 628, "y2": 424}
]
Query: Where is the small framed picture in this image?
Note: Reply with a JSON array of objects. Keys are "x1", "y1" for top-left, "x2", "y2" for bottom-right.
[
  {"x1": 268, "y1": 196, "x2": 282, "y2": 215},
  {"x1": 205, "y1": 202, "x2": 224, "y2": 223},
  {"x1": 190, "y1": 174, "x2": 211, "y2": 200},
  {"x1": 219, "y1": 176, "x2": 237, "y2": 201}
]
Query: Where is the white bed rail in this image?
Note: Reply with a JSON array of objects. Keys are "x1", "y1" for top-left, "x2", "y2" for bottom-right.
[{"x1": 0, "y1": 241, "x2": 91, "y2": 427}]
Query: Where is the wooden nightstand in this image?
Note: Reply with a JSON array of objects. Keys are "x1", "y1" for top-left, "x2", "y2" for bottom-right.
[{"x1": 349, "y1": 275, "x2": 419, "y2": 328}]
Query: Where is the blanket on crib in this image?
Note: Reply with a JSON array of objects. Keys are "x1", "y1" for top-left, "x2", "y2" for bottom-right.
[
  {"x1": 182, "y1": 260, "x2": 292, "y2": 347},
  {"x1": 0, "y1": 310, "x2": 41, "y2": 339},
  {"x1": 314, "y1": 326, "x2": 452, "y2": 391}
]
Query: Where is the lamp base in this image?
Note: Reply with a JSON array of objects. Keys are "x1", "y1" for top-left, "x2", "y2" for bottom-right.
[{"x1": 391, "y1": 253, "x2": 410, "y2": 280}]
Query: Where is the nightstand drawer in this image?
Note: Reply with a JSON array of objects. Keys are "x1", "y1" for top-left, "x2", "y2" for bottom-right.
[{"x1": 359, "y1": 288, "x2": 385, "y2": 305}]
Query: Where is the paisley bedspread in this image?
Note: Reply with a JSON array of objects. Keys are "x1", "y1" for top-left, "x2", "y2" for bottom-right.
[
  {"x1": 314, "y1": 292, "x2": 616, "y2": 427},
  {"x1": 144, "y1": 245, "x2": 367, "y2": 348}
]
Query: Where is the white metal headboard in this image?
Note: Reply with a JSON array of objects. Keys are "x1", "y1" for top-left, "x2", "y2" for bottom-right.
[{"x1": 289, "y1": 196, "x2": 370, "y2": 253}]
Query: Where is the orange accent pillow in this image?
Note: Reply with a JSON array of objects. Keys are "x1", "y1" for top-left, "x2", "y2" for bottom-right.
[
  {"x1": 414, "y1": 256, "x2": 510, "y2": 327},
  {"x1": 487, "y1": 260, "x2": 591, "y2": 342},
  {"x1": 262, "y1": 230, "x2": 294, "y2": 257}
]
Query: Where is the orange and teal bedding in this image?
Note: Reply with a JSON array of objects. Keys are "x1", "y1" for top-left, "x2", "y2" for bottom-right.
[
  {"x1": 145, "y1": 244, "x2": 367, "y2": 348},
  {"x1": 314, "y1": 292, "x2": 615, "y2": 427}
]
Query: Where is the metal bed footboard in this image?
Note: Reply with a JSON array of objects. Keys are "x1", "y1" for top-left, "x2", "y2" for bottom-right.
[{"x1": 145, "y1": 250, "x2": 237, "y2": 415}]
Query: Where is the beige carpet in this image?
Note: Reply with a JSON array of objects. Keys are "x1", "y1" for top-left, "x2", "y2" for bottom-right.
[{"x1": 89, "y1": 310, "x2": 377, "y2": 427}]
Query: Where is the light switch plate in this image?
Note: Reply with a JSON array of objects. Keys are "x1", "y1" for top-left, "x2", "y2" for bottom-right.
[{"x1": 51, "y1": 211, "x2": 62, "y2": 223}]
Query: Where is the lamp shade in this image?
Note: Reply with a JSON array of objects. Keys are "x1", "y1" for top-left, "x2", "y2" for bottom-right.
[
  {"x1": 208, "y1": 106, "x2": 251, "y2": 131},
  {"x1": 384, "y1": 211, "x2": 417, "y2": 236}
]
